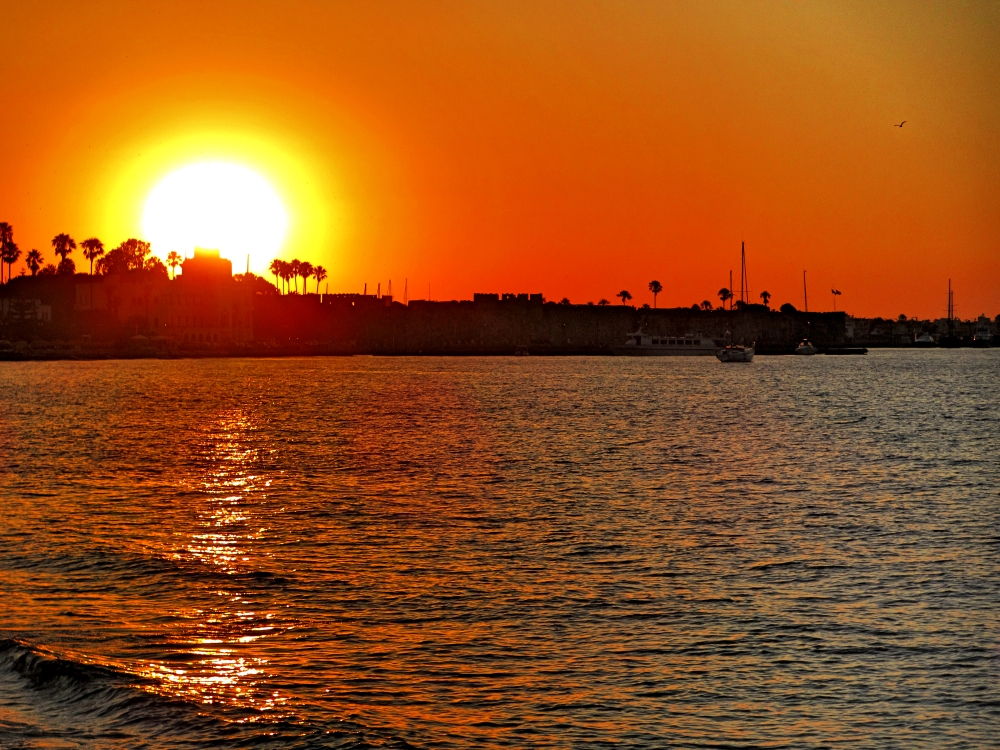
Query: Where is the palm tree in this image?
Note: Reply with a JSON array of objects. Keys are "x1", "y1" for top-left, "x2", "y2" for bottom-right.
[
  {"x1": 617, "y1": 289, "x2": 632, "y2": 306},
  {"x1": 52, "y1": 233, "x2": 76, "y2": 264},
  {"x1": 25, "y1": 248, "x2": 43, "y2": 276},
  {"x1": 313, "y1": 265, "x2": 327, "y2": 293},
  {"x1": 278, "y1": 260, "x2": 292, "y2": 293},
  {"x1": 289, "y1": 259, "x2": 301, "y2": 293},
  {"x1": 269, "y1": 259, "x2": 283, "y2": 292},
  {"x1": 166, "y1": 251, "x2": 182, "y2": 279},
  {"x1": 700, "y1": 300, "x2": 713, "y2": 310},
  {"x1": 2, "y1": 241, "x2": 20, "y2": 281},
  {"x1": 0, "y1": 222, "x2": 13, "y2": 284},
  {"x1": 80, "y1": 238, "x2": 105, "y2": 276},
  {"x1": 718, "y1": 287, "x2": 732, "y2": 309},
  {"x1": 648, "y1": 280, "x2": 663, "y2": 308},
  {"x1": 298, "y1": 261, "x2": 314, "y2": 293},
  {"x1": 759, "y1": 290, "x2": 771, "y2": 308}
]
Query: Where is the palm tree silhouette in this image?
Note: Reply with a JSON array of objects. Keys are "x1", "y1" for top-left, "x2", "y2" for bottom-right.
[
  {"x1": 269, "y1": 259, "x2": 282, "y2": 292},
  {"x1": 700, "y1": 300, "x2": 713, "y2": 310},
  {"x1": 279, "y1": 260, "x2": 292, "y2": 293},
  {"x1": 166, "y1": 251, "x2": 182, "y2": 279},
  {"x1": 0, "y1": 223, "x2": 13, "y2": 284},
  {"x1": 1, "y1": 241, "x2": 20, "y2": 281},
  {"x1": 52, "y1": 233, "x2": 76, "y2": 264},
  {"x1": 80, "y1": 238, "x2": 105, "y2": 276},
  {"x1": 759, "y1": 290, "x2": 771, "y2": 308},
  {"x1": 718, "y1": 287, "x2": 732, "y2": 309},
  {"x1": 289, "y1": 259, "x2": 301, "y2": 293},
  {"x1": 25, "y1": 248, "x2": 43, "y2": 276},
  {"x1": 648, "y1": 280, "x2": 663, "y2": 308},
  {"x1": 313, "y1": 265, "x2": 327, "y2": 293},
  {"x1": 299, "y1": 261, "x2": 314, "y2": 294},
  {"x1": 617, "y1": 289, "x2": 632, "y2": 306}
]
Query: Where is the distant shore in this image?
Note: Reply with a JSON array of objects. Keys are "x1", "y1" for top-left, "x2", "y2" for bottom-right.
[{"x1": 2, "y1": 341, "x2": 995, "y2": 362}]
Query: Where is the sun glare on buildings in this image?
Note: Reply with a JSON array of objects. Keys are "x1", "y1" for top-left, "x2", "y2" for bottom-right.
[{"x1": 142, "y1": 162, "x2": 287, "y2": 272}]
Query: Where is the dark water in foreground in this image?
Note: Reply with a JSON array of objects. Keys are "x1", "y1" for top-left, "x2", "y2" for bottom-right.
[{"x1": 1, "y1": 352, "x2": 998, "y2": 749}]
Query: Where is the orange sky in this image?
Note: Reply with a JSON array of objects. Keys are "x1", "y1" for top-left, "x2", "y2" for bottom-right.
[{"x1": 2, "y1": 1, "x2": 998, "y2": 318}]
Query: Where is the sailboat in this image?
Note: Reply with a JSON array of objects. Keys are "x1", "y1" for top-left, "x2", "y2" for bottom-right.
[{"x1": 716, "y1": 242, "x2": 755, "y2": 363}]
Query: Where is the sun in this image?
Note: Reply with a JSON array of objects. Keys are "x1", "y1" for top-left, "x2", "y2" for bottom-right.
[{"x1": 142, "y1": 162, "x2": 287, "y2": 272}]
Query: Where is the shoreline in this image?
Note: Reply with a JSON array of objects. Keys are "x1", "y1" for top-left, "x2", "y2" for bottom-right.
[{"x1": 2, "y1": 344, "x2": 995, "y2": 362}]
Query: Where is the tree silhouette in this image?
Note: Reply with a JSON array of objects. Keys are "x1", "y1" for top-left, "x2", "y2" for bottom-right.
[
  {"x1": 80, "y1": 238, "x2": 105, "y2": 276},
  {"x1": 298, "y1": 261, "x2": 314, "y2": 294},
  {"x1": 597, "y1": 298, "x2": 610, "y2": 306},
  {"x1": 700, "y1": 300, "x2": 713, "y2": 310},
  {"x1": 313, "y1": 265, "x2": 327, "y2": 293},
  {"x1": 269, "y1": 259, "x2": 283, "y2": 292},
  {"x1": 648, "y1": 279, "x2": 663, "y2": 308},
  {"x1": 144, "y1": 256, "x2": 168, "y2": 276},
  {"x1": 1, "y1": 241, "x2": 21, "y2": 281},
  {"x1": 559, "y1": 297, "x2": 571, "y2": 305},
  {"x1": 57, "y1": 257, "x2": 76, "y2": 275},
  {"x1": 166, "y1": 251, "x2": 182, "y2": 279},
  {"x1": 25, "y1": 248, "x2": 43, "y2": 276},
  {"x1": 289, "y1": 260, "x2": 302, "y2": 293},
  {"x1": 779, "y1": 302, "x2": 797, "y2": 313},
  {"x1": 759, "y1": 290, "x2": 771, "y2": 308},
  {"x1": 718, "y1": 287, "x2": 732, "y2": 309},
  {"x1": 0, "y1": 222, "x2": 13, "y2": 283},
  {"x1": 278, "y1": 260, "x2": 292, "y2": 293},
  {"x1": 51, "y1": 234, "x2": 76, "y2": 264},
  {"x1": 38, "y1": 263, "x2": 57, "y2": 276},
  {"x1": 617, "y1": 290, "x2": 632, "y2": 306},
  {"x1": 95, "y1": 239, "x2": 151, "y2": 275}
]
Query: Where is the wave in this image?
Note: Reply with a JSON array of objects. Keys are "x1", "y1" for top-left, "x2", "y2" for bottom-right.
[{"x1": 0, "y1": 638, "x2": 416, "y2": 750}]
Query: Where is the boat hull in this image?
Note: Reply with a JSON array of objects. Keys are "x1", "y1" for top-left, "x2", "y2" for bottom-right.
[
  {"x1": 611, "y1": 347, "x2": 716, "y2": 356},
  {"x1": 716, "y1": 346, "x2": 754, "y2": 363}
]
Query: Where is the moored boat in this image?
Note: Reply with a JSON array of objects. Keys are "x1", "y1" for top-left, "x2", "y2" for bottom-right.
[
  {"x1": 613, "y1": 331, "x2": 719, "y2": 356},
  {"x1": 795, "y1": 339, "x2": 818, "y2": 355},
  {"x1": 716, "y1": 343, "x2": 754, "y2": 362}
]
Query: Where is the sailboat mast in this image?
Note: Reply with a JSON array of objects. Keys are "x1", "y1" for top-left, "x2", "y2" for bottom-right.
[
  {"x1": 740, "y1": 242, "x2": 745, "y2": 304},
  {"x1": 803, "y1": 270, "x2": 809, "y2": 313},
  {"x1": 948, "y1": 279, "x2": 953, "y2": 333}
]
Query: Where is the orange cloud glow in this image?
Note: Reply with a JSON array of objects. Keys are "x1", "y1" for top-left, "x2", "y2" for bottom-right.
[{"x1": 1, "y1": 2, "x2": 997, "y2": 317}]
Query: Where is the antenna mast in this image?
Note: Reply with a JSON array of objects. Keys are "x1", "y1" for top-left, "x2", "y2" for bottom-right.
[{"x1": 803, "y1": 270, "x2": 808, "y2": 313}]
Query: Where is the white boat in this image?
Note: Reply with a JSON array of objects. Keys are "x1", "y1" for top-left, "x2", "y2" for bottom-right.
[
  {"x1": 914, "y1": 332, "x2": 936, "y2": 347},
  {"x1": 613, "y1": 331, "x2": 719, "y2": 356},
  {"x1": 795, "y1": 339, "x2": 818, "y2": 355},
  {"x1": 716, "y1": 344, "x2": 754, "y2": 362}
]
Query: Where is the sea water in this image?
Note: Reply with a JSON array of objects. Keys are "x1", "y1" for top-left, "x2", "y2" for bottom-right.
[{"x1": 1, "y1": 352, "x2": 998, "y2": 748}]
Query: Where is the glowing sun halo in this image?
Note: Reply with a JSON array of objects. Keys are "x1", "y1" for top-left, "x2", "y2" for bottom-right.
[{"x1": 142, "y1": 162, "x2": 287, "y2": 270}]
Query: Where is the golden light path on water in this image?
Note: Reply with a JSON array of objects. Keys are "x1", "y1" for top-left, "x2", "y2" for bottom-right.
[
  {"x1": 138, "y1": 412, "x2": 288, "y2": 717},
  {"x1": 1, "y1": 355, "x2": 998, "y2": 749}
]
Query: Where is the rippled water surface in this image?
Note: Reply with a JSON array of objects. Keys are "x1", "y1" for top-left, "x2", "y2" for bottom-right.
[{"x1": 1, "y1": 352, "x2": 998, "y2": 748}]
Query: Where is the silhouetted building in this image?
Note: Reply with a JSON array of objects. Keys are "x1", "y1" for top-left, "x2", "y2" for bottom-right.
[{"x1": 73, "y1": 248, "x2": 253, "y2": 342}]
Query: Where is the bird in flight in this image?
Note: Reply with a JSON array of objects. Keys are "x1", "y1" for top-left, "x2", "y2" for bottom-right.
[{"x1": 895, "y1": 120, "x2": 907, "y2": 127}]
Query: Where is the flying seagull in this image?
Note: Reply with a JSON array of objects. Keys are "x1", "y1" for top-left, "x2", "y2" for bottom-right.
[{"x1": 895, "y1": 121, "x2": 907, "y2": 127}]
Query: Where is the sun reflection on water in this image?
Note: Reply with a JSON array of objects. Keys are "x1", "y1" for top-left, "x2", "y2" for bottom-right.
[{"x1": 138, "y1": 412, "x2": 288, "y2": 714}]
